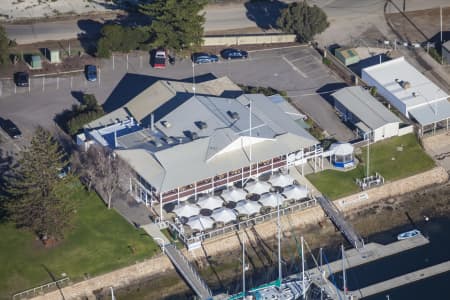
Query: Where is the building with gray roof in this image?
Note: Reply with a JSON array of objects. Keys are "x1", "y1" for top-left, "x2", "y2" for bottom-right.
[
  {"x1": 362, "y1": 56, "x2": 450, "y2": 136},
  {"x1": 332, "y1": 86, "x2": 402, "y2": 142},
  {"x1": 78, "y1": 77, "x2": 321, "y2": 217}
]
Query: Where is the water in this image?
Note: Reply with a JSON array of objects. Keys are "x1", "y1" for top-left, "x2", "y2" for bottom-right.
[
  {"x1": 330, "y1": 217, "x2": 450, "y2": 299},
  {"x1": 118, "y1": 217, "x2": 450, "y2": 299}
]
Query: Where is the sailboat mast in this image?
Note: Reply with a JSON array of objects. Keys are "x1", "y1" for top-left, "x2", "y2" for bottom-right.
[
  {"x1": 342, "y1": 244, "x2": 346, "y2": 297},
  {"x1": 243, "y1": 233, "x2": 246, "y2": 299},
  {"x1": 301, "y1": 236, "x2": 305, "y2": 297},
  {"x1": 277, "y1": 194, "x2": 282, "y2": 285},
  {"x1": 320, "y1": 248, "x2": 323, "y2": 300}
]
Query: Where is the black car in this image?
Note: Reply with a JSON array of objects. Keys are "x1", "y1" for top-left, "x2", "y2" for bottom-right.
[
  {"x1": 192, "y1": 52, "x2": 219, "y2": 64},
  {"x1": 0, "y1": 118, "x2": 22, "y2": 139},
  {"x1": 85, "y1": 65, "x2": 97, "y2": 82},
  {"x1": 14, "y1": 72, "x2": 29, "y2": 87},
  {"x1": 220, "y1": 48, "x2": 248, "y2": 60}
]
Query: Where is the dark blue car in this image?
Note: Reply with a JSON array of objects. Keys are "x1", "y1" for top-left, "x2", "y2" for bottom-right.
[
  {"x1": 220, "y1": 48, "x2": 248, "y2": 60},
  {"x1": 192, "y1": 52, "x2": 219, "y2": 64},
  {"x1": 85, "y1": 65, "x2": 97, "y2": 82}
]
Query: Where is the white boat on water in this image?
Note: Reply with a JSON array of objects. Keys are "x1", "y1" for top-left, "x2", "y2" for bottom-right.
[{"x1": 397, "y1": 229, "x2": 421, "y2": 240}]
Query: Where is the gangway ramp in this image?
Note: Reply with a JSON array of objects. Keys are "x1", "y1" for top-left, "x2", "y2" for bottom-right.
[
  {"x1": 142, "y1": 224, "x2": 212, "y2": 300},
  {"x1": 317, "y1": 196, "x2": 364, "y2": 249}
]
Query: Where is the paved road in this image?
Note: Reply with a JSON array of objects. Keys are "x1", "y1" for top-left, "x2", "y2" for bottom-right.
[
  {"x1": 5, "y1": 0, "x2": 450, "y2": 45},
  {"x1": 0, "y1": 46, "x2": 354, "y2": 153}
]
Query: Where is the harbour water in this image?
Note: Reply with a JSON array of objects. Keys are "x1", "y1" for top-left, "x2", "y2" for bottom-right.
[{"x1": 117, "y1": 215, "x2": 450, "y2": 300}]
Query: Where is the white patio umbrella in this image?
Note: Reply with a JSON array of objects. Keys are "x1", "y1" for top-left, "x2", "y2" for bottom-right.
[
  {"x1": 211, "y1": 207, "x2": 237, "y2": 224},
  {"x1": 282, "y1": 184, "x2": 308, "y2": 200},
  {"x1": 186, "y1": 215, "x2": 214, "y2": 231},
  {"x1": 245, "y1": 180, "x2": 272, "y2": 194},
  {"x1": 268, "y1": 173, "x2": 294, "y2": 187},
  {"x1": 258, "y1": 192, "x2": 286, "y2": 208},
  {"x1": 221, "y1": 187, "x2": 247, "y2": 203},
  {"x1": 234, "y1": 200, "x2": 262, "y2": 216},
  {"x1": 173, "y1": 203, "x2": 200, "y2": 218},
  {"x1": 197, "y1": 195, "x2": 224, "y2": 210}
]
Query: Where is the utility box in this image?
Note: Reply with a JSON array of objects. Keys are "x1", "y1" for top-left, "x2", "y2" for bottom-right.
[
  {"x1": 30, "y1": 55, "x2": 42, "y2": 69},
  {"x1": 335, "y1": 48, "x2": 360, "y2": 66},
  {"x1": 49, "y1": 49, "x2": 60, "y2": 63}
]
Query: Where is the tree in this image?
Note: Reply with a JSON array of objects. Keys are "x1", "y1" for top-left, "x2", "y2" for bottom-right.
[
  {"x1": 96, "y1": 24, "x2": 151, "y2": 58},
  {"x1": 277, "y1": 1, "x2": 329, "y2": 43},
  {"x1": 0, "y1": 25, "x2": 10, "y2": 65},
  {"x1": 140, "y1": 0, "x2": 207, "y2": 51},
  {"x1": 72, "y1": 145, "x2": 131, "y2": 209},
  {"x1": 7, "y1": 127, "x2": 73, "y2": 240}
]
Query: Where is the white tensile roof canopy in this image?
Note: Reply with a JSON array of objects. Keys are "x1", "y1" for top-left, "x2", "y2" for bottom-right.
[
  {"x1": 268, "y1": 173, "x2": 294, "y2": 187},
  {"x1": 211, "y1": 207, "x2": 237, "y2": 224},
  {"x1": 330, "y1": 143, "x2": 354, "y2": 156},
  {"x1": 258, "y1": 192, "x2": 286, "y2": 208},
  {"x1": 186, "y1": 215, "x2": 214, "y2": 231},
  {"x1": 245, "y1": 180, "x2": 272, "y2": 194},
  {"x1": 197, "y1": 195, "x2": 224, "y2": 210},
  {"x1": 221, "y1": 187, "x2": 247, "y2": 203},
  {"x1": 173, "y1": 203, "x2": 200, "y2": 218},
  {"x1": 282, "y1": 184, "x2": 308, "y2": 200},
  {"x1": 234, "y1": 200, "x2": 262, "y2": 216}
]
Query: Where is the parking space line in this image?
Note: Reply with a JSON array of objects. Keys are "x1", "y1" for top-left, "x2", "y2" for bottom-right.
[{"x1": 282, "y1": 56, "x2": 308, "y2": 78}]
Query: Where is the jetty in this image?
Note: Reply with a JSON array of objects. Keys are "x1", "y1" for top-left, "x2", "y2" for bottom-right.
[
  {"x1": 317, "y1": 196, "x2": 364, "y2": 249},
  {"x1": 142, "y1": 224, "x2": 212, "y2": 300},
  {"x1": 357, "y1": 260, "x2": 450, "y2": 298},
  {"x1": 306, "y1": 234, "x2": 433, "y2": 299}
]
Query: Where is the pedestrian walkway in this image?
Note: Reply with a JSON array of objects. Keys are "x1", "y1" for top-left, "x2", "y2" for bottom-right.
[
  {"x1": 317, "y1": 196, "x2": 364, "y2": 249},
  {"x1": 142, "y1": 223, "x2": 212, "y2": 300}
]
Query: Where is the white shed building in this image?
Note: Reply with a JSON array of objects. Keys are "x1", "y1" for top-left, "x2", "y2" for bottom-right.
[
  {"x1": 332, "y1": 86, "x2": 402, "y2": 142},
  {"x1": 362, "y1": 57, "x2": 450, "y2": 135}
]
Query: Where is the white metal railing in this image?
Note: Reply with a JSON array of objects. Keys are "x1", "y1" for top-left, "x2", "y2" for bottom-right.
[
  {"x1": 13, "y1": 277, "x2": 70, "y2": 300},
  {"x1": 168, "y1": 198, "x2": 317, "y2": 247}
]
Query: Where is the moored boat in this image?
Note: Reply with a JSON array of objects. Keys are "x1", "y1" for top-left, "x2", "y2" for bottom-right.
[{"x1": 397, "y1": 229, "x2": 421, "y2": 240}]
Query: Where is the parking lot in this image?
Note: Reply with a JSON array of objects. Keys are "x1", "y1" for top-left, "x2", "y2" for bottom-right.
[{"x1": 0, "y1": 45, "x2": 355, "y2": 153}]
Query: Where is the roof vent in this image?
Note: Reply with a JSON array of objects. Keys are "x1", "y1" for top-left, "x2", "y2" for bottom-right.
[
  {"x1": 400, "y1": 81, "x2": 411, "y2": 89},
  {"x1": 195, "y1": 121, "x2": 208, "y2": 130},
  {"x1": 151, "y1": 139, "x2": 163, "y2": 147},
  {"x1": 412, "y1": 92, "x2": 417, "y2": 97},
  {"x1": 184, "y1": 130, "x2": 198, "y2": 140},
  {"x1": 227, "y1": 110, "x2": 240, "y2": 120},
  {"x1": 161, "y1": 120, "x2": 171, "y2": 128},
  {"x1": 162, "y1": 136, "x2": 175, "y2": 145}
]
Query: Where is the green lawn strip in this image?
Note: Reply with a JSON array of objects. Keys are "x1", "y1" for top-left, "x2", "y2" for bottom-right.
[
  {"x1": 307, "y1": 134, "x2": 435, "y2": 199},
  {"x1": 0, "y1": 177, "x2": 159, "y2": 299}
]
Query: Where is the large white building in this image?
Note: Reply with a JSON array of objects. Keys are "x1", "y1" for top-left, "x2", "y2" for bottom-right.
[
  {"x1": 79, "y1": 77, "x2": 323, "y2": 218},
  {"x1": 362, "y1": 57, "x2": 450, "y2": 135}
]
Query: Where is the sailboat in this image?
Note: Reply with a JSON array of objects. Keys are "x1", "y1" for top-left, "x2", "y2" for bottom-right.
[{"x1": 228, "y1": 193, "x2": 310, "y2": 300}]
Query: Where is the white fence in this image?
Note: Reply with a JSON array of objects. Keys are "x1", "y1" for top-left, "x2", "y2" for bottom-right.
[{"x1": 13, "y1": 277, "x2": 70, "y2": 300}]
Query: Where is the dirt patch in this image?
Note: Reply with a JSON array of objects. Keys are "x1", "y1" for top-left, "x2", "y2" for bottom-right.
[{"x1": 386, "y1": 6, "x2": 450, "y2": 43}]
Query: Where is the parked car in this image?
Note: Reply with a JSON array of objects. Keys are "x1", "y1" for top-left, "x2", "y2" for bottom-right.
[
  {"x1": 220, "y1": 48, "x2": 248, "y2": 60},
  {"x1": 85, "y1": 65, "x2": 97, "y2": 82},
  {"x1": 152, "y1": 49, "x2": 167, "y2": 69},
  {"x1": 192, "y1": 52, "x2": 219, "y2": 64},
  {"x1": 0, "y1": 118, "x2": 22, "y2": 139},
  {"x1": 14, "y1": 72, "x2": 29, "y2": 87}
]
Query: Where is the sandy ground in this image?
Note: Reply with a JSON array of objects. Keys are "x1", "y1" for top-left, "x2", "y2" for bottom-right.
[{"x1": 0, "y1": 0, "x2": 118, "y2": 20}]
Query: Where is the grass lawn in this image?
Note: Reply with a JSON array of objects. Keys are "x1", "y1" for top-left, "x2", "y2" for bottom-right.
[
  {"x1": 307, "y1": 134, "x2": 435, "y2": 199},
  {"x1": 0, "y1": 177, "x2": 159, "y2": 299}
]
